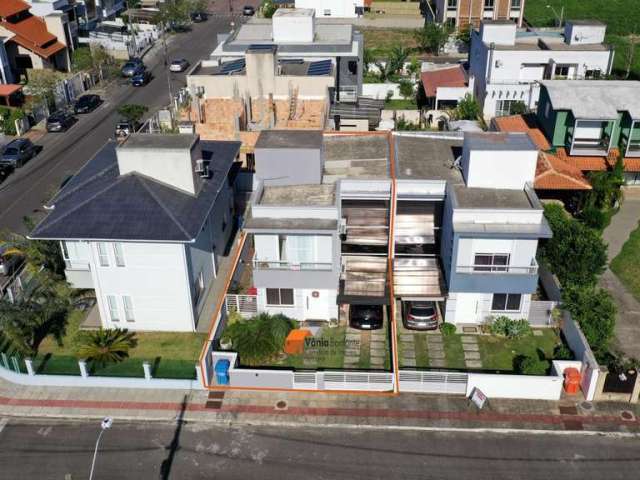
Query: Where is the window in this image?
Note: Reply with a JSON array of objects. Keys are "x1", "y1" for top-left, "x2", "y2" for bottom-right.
[
  {"x1": 61, "y1": 241, "x2": 69, "y2": 259},
  {"x1": 473, "y1": 253, "x2": 510, "y2": 272},
  {"x1": 113, "y1": 243, "x2": 125, "y2": 267},
  {"x1": 266, "y1": 288, "x2": 294, "y2": 306},
  {"x1": 495, "y1": 99, "x2": 521, "y2": 117},
  {"x1": 484, "y1": 0, "x2": 494, "y2": 10},
  {"x1": 491, "y1": 293, "x2": 522, "y2": 312},
  {"x1": 447, "y1": 0, "x2": 457, "y2": 9},
  {"x1": 106, "y1": 295, "x2": 120, "y2": 321},
  {"x1": 323, "y1": 9, "x2": 331, "y2": 16},
  {"x1": 287, "y1": 235, "x2": 315, "y2": 264},
  {"x1": 123, "y1": 296, "x2": 135, "y2": 322},
  {"x1": 510, "y1": 0, "x2": 521, "y2": 8},
  {"x1": 585, "y1": 69, "x2": 601, "y2": 79},
  {"x1": 348, "y1": 60, "x2": 358, "y2": 75},
  {"x1": 97, "y1": 242, "x2": 109, "y2": 267},
  {"x1": 554, "y1": 65, "x2": 570, "y2": 78}
]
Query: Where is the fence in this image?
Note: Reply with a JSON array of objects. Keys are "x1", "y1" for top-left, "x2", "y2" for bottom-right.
[
  {"x1": 398, "y1": 370, "x2": 468, "y2": 394},
  {"x1": 225, "y1": 294, "x2": 257, "y2": 318},
  {"x1": 528, "y1": 300, "x2": 557, "y2": 326}
]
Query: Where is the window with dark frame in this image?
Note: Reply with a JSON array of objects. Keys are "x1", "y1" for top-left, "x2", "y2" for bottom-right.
[
  {"x1": 511, "y1": 0, "x2": 521, "y2": 8},
  {"x1": 554, "y1": 65, "x2": 570, "y2": 77},
  {"x1": 447, "y1": 0, "x2": 457, "y2": 9},
  {"x1": 484, "y1": 0, "x2": 495, "y2": 10},
  {"x1": 473, "y1": 253, "x2": 510, "y2": 272},
  {"x1": 491, "y1": 293, "x2": 522, "y2": 311},
  {"x1": 266, "y1": 288, "x2": 294, "y2": 306}
]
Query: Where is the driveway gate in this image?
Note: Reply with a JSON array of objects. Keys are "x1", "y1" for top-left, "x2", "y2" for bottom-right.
[{"x1": 399, "y1": 370, "x2": 468, "y2": 395}]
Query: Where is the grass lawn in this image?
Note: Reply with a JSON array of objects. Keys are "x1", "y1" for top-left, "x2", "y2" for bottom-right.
[
  {"x1": 477, "y1": 329, "x2": 562, "y2": 372},
  {"x1": 385, "y1": 99, "x2": 418, "y2": 110},
  {"x1": 611, "y1": 221, "x2": 640, "y2": 302},
  {"x1": 34, "y1": 309, "x2": 206, "y2": 379},
  {"x1": 414, "y1": 334, "x2": 430, "y2": 368},
  {"x1": 361, "y1": 28, "x2": 419, "y2": 59},
  {"x1": 272, "y1": 326, "x2": 347, "y2": 370},
  {"x1": 442, "y1": 334, "x2": 466, "y2": 369}
]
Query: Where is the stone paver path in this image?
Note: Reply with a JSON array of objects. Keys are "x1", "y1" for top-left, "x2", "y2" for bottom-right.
[
  {"x1": 461, "y1": 336, "x2": 482, "y2": 369},
  {"x1": 343, "y1": 328, "x2": 363, "y2": 368},
  {"x1": 370, "y1": 330, "x2": 387, "y2": 368},
  {"x1": 427, "y1": 335, "x2": 445, "y2": 368}
]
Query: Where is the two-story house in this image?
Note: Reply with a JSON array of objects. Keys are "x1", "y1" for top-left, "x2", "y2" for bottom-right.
[
  {"x1": 428, "y1": 0, "x2": 525, "y2": 29},
  {"x1": 185, "y1": 8, "x2": 381, "y2": 166},
  {"x1": 535, "y1": 80, "x2": 640, "y2": 186},
  {"x1": 239, "y1": 129, "x2": 551, "y2": 328},
  {"x1": 469, "y1": 20, "x2": 614, "y2": 120},
  {"x1": 29, "y1": 134, "x2": 241, "y2": 332}
]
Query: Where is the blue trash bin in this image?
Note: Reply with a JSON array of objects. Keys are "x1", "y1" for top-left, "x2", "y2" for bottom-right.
[{"x1": 214, "y1": 359, "x2": 230, "y2": 385}]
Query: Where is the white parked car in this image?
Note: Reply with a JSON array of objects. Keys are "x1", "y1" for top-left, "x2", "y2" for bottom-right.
[{"x1": 169, "y1": 58, "x2": 190, "y2": 72}]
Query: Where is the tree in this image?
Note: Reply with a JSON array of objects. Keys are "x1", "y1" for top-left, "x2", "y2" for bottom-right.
[
  {"x1": 157, "y1": 0, "x2": 191, "y2": 30},
  {"x1": 414, "y1": 23, "x2": 450, "y2": 56},
  {"x1": 117, "y1": 104, "x2": 149, "y2": 125},
  {"x1": 454, "y1": 93, "x2": 480, "y2": 120},
  {"x1": 455, "y1": 25, "x2": 471, "y2": 46},
  {"x1": 585, "y1": 156, "x2": 625, "y2": 210},
  {"x1": 0, "y1": 272, "x2": 72, "y2": 357},
  {"x1": 363, "y1": 47, "x2": 374, "y2": 75},
  {"x1": 388, "y1": 45, "x2": 409, "y2": 76},
  {"x1": 261, "y1": 0, "x2": 278, "y2": 18},
  {"x1": 398, "y1": 79, "x2": 414, "y2": 100},
  {"x1": 623, "y1": 34, "x2": 639, "y2": 80},
  {"x1": 25, "y1": 69, "x2": 62, "y2": 109},
  {"x1": 76, "y1": 328, "x2": 138, "y2": 368},
  {"x1": 1, "y1": 218, "x2": 66, "y2": 276},
  {"x1": 406, "y1": 57, "x2": 421, "y2": 78},
  {"x1": 562, "y1": 285, "x2": 616, "y2": 355},
  {"x1": 539, "y1": 203, "x2": 607, "y2": 287}
]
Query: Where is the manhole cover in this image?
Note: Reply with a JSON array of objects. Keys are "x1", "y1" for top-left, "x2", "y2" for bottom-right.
[
  {"x1": 620, "y1": 410, "x2": 636, "y2": 421},
  {"x1": 580, "y1": 401, "x2": 594, "y2": 411},
  {"x1": 275, "y1": 400, "x2": 288, "y2": 410}
]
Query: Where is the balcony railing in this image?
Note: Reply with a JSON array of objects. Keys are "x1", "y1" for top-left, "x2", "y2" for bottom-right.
[
  {"x1": 456, "y1": 260, "x2": 538, "y2": 275},
  {"x1": 253, "y1": 260, "x2": 333, "y2": 271}
]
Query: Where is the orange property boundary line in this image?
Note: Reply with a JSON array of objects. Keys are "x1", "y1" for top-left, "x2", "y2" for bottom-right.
[{"x1": 198, "y1": 132, "x2": 402, "y2": 396}]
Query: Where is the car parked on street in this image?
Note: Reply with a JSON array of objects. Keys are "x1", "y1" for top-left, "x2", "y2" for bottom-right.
[
  {"x1": 243, "y1": 5, "x2": 255, "y2": 15},
  {"x1": 46, "y1": 110, "x2": 75, "y2": 132},
  {"x1": 131, "y1": 68, "x2": 152, "y2": 87},
  {"x1": 115, "y1": 120, "x2": 139, "y2": 138},
  {"x1": 0, "y1": 245, "x2": 23, "y2": 276},
  {"x1": 0, "y1": 138, "x2": 38, "y2": 168},
  {"x1": 349, "y1": 305, "x2": 384, "y2": 330},
  {"x1": 169, "y1": 58, "x2": 190, "y2": 72},
  {"x1": 73, "y1": 94, "x2": 101, "y2": 114},
  {"x1": 121, "y1": 58, "x2": 144, "y2": 77},
  {"x1": 402, "y1": 300, "x2": 438, "y2": 330},
  {"x1": 191, "y1": 11, "x2": 208, "y2": 22}
]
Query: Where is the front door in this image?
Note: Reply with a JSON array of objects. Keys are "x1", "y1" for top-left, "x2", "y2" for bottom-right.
[{"x1": 304, "y1": 289, "x2": 327, "y2": 320}]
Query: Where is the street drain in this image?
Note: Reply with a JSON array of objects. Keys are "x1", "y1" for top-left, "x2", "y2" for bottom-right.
[
  {"x1": 275, "y1": 400, "x2": 288, "y2": 410},
  {"x1": 620, "y1": 410, "x2": 635, "y2": 421},
  {"x1": 580, "y1": 401, "x2": 594, "y2": 411}
]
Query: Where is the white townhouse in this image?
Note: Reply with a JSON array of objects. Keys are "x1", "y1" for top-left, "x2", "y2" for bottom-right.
[
  {"x1": 30, "y1": 134, "x2": 240, "y2": 332},
  {"x1": 241, "y1": 129, "x2": 552, "y2": 328},
  {"x1": 469, "y1": 19, "x2": 615, "y2": 120}
]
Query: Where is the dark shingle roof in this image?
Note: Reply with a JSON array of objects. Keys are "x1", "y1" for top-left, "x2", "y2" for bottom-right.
[
  {"x1": 255, "y1": 130, "x2": 323, "y2": 149},
  {"x1": 30, "y1": 139, "x2": 240, "y2": 242}
]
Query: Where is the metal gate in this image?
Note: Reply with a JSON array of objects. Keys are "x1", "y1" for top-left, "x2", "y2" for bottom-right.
[{"x1": 399, "y1": 370, "x2": 468, "y2": 395}]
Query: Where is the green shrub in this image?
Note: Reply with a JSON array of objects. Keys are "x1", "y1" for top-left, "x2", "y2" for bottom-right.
[
  {"x1": 515, "y1": 354, "x2": 549, "y2": 375},
  {"x1": 0, "y1": 107, "x2": 25, "y2": 136},
  {"x1": 553, "y1": 343, "x2": 574, "y2": 360},
  {"x1": 579, "y1": 206, "x2": 608, "y2": 231},
  {"x1": 440, "y1": 323, "x2": 457, "y2": 336},
  {"x1": 488, "y1": 316, "x2": 532, "y2": 339},
  {"x1": 220, "y1": 313, "x2": 295, "y2": 365}
]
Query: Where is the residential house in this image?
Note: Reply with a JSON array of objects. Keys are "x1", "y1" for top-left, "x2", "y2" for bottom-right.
[
  {"x1": 239, "y1": 129, "x2": 552, "y2": 328},
  {"x1": 26, "y1": 0, "x2": 81, "y2": 50},
  {"x1": 428, "y1": 0, "x2": 525, "y2": 29},
  {"x1": 75, "y1": 0, "x2": 125, "y2": 32},
  {"x1": 185, "y1": 8, "x2": 381, "y2": 165},
  {"x1": 0, "y1": 0, "x2": 70, "y2": 81},
  {"x1": 295, "y1": 0, "x2": 367, "y2": 18},
  {"x1": 29, "y1": 134, "x2": 241, "y2": 332},
  {"x1": 469, "y1": 20, "x2": 614, "y2": 120},
  {"x1": 536, "y1": 80, "x2": 640, "y2": 186},
  {"x1": 420, "y1": 63, "x2": 474, "y2": 110}
]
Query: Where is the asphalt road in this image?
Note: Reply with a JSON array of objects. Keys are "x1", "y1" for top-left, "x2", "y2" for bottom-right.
[
  {"x1": 0, "y1": 15, "x2": 241, "y2": 234},
  {"x1": 0, "y1": 417, "x2": 639, "y2": 480}
]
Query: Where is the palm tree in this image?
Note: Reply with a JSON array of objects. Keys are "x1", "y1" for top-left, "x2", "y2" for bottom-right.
[
  {"x1": 387, "y1": 45, "x2": 410, "y2": 76},
  {"x1": 0, "y1": 271, "x2": 72, "y2": 356},
  {"x1": 76, "y1": 328, "x2": 138, "y2": 368}
]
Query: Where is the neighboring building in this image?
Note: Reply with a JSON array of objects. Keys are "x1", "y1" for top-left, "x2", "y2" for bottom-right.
[
  {"x1": 240, "y1": 129, "x2": 552, "y2": 328},
  {"x1": 420, "y1": 63, "x2": 474, "y2": 110},
  {"x1": 75, "y1": 0, "x2": 125, "y2": 31},
  {"x1": 428, "y1": 0, "x2": 525, "y2": 29},
  {"x1": 186, "y1": 8, "x2": 380, "y2": 165},
  {"x1": 469, "y1": 20, "x2": 614, "y2": 120},
  {"x1": 0, "y1": 0, "x2": 70, "y2": 80},
  {"x1": 26, "y1": 0, "x2": 81, "y2": 50},
  {"x1": 295, "y1": 0, "x2": 366, "y2": 18},
  {"x1": 30, "y1": 134, "x2": 241, "y2": 332},
  {"x1": 536, "y1": 80, "x2": 640, "y2": 186}
]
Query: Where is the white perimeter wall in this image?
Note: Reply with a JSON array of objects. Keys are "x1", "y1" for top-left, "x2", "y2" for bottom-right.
[{"x1": 466, "y1": 372, "x2": 563, "y2": 400}]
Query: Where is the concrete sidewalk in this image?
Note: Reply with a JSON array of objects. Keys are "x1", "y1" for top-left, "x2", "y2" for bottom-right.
[{"x1": 2, "y1": 378, "x2": 639, "y2": 434}]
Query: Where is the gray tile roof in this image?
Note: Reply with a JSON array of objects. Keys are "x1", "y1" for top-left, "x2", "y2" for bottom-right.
[
  {"x1": 255, "y1": 130, "x2": 323, "y2": 149},
  {"x1": 30, "y1": 140, "x2": 240, "y2": 242},
  {"x1": 464, "y1": 132, "x2": 537, "y2": 151}
]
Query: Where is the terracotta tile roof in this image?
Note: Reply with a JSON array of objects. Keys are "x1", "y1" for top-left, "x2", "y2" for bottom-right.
[
  {"x1": 536, "y1": 151, "x2": 592, "y2": 190},
  {"x1": 491, "y1": 114, "x2": 551, "y2": 150},
  {"x1": 622, "y1": 157, "x2": 640, "y2": 171},
  {"x1": 420, "y1": 66, "x2": 467, "y2": 97},
  {"x1": 0, "y1": 0, "x2": 29, "y2": 18},
  {"x1": 2, "y1": 15, "x2": 66, "y2": 58},
  {"x1": 0, "y1": 84, "x2": 22, "y2": 96},
  {"x1": 555, "y1": 147, "x2": 611, "y2": 171}
]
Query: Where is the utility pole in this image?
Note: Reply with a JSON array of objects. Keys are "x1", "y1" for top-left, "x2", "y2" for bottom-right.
[{"x1": 88, "y1": 417, "x2": 113, "y2": 480}]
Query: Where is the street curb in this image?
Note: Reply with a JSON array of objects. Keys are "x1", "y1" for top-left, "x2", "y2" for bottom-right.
[{"x1": 2, "y1": 410, "x2": 639, "y2": 438}]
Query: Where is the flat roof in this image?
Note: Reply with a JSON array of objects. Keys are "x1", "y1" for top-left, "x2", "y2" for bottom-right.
[
  {"x1": 323, "y1": 134, "x2": 390, "y2": 179},
  {"x1": 394, "y1": 133, "x2": 464, "y2": 183},
  {"x1": 244, "y1": 217, "x2": 338, "y2": 231},
  {"x1": 255, "y1": 130, "x2": 323, "y2": 149},
  {"x1": 541, "y1": 80, "x2": 640, "y2": 119},
  {"x1": 259, "y1": 184, "x2": 335, "y2": 206},
  {"x1": 453, "y1": 185, "x2": 534, "y2": 209},
  {"x1": 465, "y1": 132, "x2": 537, "y2": 151},
  {"x1": 273, "y1": 8, "x2": 314, "y2": 17},
  {"x1": 231, "y1": 20, "x2": 353, "y2": 46},
  {"x1": 119, "y1": 133, "x2": 198, "y2": 150}
]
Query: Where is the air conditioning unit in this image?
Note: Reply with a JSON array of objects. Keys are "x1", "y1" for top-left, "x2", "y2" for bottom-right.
[{"x1": 195, "y1": 159, "x2": 210, "y2": 178}]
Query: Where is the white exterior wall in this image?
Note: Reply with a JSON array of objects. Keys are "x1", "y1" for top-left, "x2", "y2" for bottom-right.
[
  {"x1": 455, "y1": 237, "x2": 538, "y2": 269},
  {"x1": 272, "y1": 9, "x2": 315, "y2": 43},
  {"x1": 445, "y1": 292, "x2": 532, "y2": 324},
  {"x1": 257, "y1": 287, "x2": 338, "y2": 320},
  {"x1": 86, "y1": 241, "x2": 196, "y2": 332},
  {"x1": 253, "y1": 233, "x2": 334, "y2": 264},
  {"x1": 295, "y1": 0, "x2": 363, "y2": 18},
  {"x1": 461, "y1": 147, "x2": 537, "y2": 189},
  {"x1": 453, "y1": 208, "x2": 543, "y2": 224}
]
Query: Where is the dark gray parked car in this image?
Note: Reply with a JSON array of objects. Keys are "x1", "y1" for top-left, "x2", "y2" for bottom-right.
[
  {"x1": 0, "y1": 138, "x2": 38, "y2": 168},
  {"x1": 46, "y1": 110, "x2": 75, "y2": 132},
  {"x1": 121, "y1": 58, "x2": 144, "y2": 77}
]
